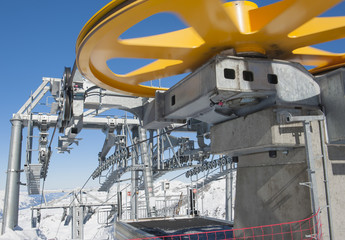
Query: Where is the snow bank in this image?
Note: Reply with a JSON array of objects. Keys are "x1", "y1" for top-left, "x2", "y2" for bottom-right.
[
  {"x1": 0, "y1": 177, "x2": 234, "y2": 239},
  {"x1": 0, "y1": 228, "x2": 42, "y2": 240}
]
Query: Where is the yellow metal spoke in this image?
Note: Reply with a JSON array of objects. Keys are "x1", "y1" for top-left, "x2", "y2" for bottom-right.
[
  {"x1": 250, "y1": 0, "x2": 342, "y2": 35},
  {"x1": 288, "y1": 17, "x2": 345, "y2": 49},
  {"x1": 91, "y1": 39, "x2": 197, "y2": 60},
  {"x1": 173, "y1": 0, "x2": 240, "y2": 43},
  {"x1": 76, "y1": 0, "x2": 345, "y2": 97},
  {"x1": 291, "y1": 47, "x2": 345, "y2": 74},
  {"x1": 120, "y1": 28, "x2": 205, "y2": 49},
  {"x1": 89, "y1": 62, "x2": 167, "y2": 97},
  {"x1": 115, "y1": 60, "x2": 184, "y2": 82}
]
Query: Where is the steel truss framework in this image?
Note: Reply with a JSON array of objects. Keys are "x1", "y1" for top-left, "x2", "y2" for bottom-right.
[{"x1": 2, "y1": 65, "x2": 232, "y2": 237}]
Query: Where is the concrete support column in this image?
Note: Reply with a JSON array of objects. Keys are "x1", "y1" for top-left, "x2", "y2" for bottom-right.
[
  {"x1": 139, "y1": 127, "x2": 154, "y2": 217},
  {"x1": 2, "y1": 117, "x2": 23, "y2": 234}
]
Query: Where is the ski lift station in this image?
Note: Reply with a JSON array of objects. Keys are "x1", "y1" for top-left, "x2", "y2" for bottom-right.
[{"x1": 2, "y1": 0, "x2": 345, "y2": 239}]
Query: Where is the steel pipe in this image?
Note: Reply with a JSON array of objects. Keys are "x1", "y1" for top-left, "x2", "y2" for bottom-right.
[{"x1": 2, "y1": 117, "x2": 23, "y2": 234}]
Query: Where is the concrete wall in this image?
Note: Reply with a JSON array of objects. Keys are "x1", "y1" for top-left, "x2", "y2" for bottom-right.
[
  {"x1": 313, "y1": 123, "x2": 345, "y2": 240},
  {"x1": 211, "y1": 108, "x2": 306, "y2": 156},
  {"x1": 211, "y1": 108, "x2": 345, "y2": 239},
  {"x1": 316, "y1": 67, "x2": 345, "y2": 239},
  {"x1": 323, "y1": 154, "x2": 345, "y2": 239},
  {"x1": 234, "y1": 149, "x2": 312, "y2": 230}
]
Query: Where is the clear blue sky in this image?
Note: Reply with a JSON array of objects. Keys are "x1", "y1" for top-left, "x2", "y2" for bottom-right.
[
  {"x1": 0, "y1": 1, "x2": 113, "y2": 190},
  {"x1": 0, "y1": 0, "x2": 344, "y2": 190}
]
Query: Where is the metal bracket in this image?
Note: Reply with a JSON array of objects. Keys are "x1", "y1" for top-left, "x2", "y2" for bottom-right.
[
  {"x1": 280, "y1": 111, "x2": 324, "y2": 124},
  {"x1": 299, "y1": 182, "x2": 312, "y2": 188},
  {"x1": 7, "y1": 169, "x2": 24, "y2": 173},
  {"x1": 281, "y1": 111, "x2": 325, "y2": 234},
  {"x1": 305, "y1": 234, "x2": 317, "y2": 239}
]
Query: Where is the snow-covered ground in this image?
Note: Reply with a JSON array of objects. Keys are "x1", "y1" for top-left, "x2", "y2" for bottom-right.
[
  {"x1": 0, "y1": 190, "x2": 116, "y2": 240},
  {"x1": 0, "y1": 177, "x2": 235, "y2": 239}
]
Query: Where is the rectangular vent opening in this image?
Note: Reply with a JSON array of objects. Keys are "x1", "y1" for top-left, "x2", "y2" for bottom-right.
[
  {"x1": 268, "y1": 74, "x2": 278, "y2": 84},
  {"x1": 224, "y1": 68, "x2": 235, "y2": 79},
  {"x1": 243, "y1": 71, "x2": 254, "y2": 82},
  {"x1": 171, "y1": 95, "x2": 176, "y2": 106}
]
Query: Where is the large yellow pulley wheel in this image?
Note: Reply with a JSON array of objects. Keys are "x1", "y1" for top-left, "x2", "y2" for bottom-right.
[{"x1": 76, "y1": 0, "x2": 345, "y2": 97}]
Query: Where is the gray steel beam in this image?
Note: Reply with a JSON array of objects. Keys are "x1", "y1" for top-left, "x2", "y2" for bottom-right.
[
  {"x1": 84, "y1": 88, "x2": 145, "y2": 117},
  {"x1": 157, "y1": 129, "x2": 161, "y2": 170},
  {"x1": 130, "y1": 169, "x2": 138, "y2": 220},
  {"x1": 16, "y1": 114, "x2": 139, "y2": 129},
  {"x1": 25, "y1": 114, "x2": 33, "y2": 165},
  {"x1": 17, "y1": 79, "x2": 51, "y2": 114},
  {"x1": 99, "y1": 133, "x2": 116, "y2": 160},
  {"x1": 72, "y1": 205, "x2": 84, "y2": 239},
  {"x1": 225, "y1": 162, "x2": 233, "y2": 222},
  {"x1": 139, "y1": 127, "x2": 154, "y2": 217},
  {"x1": 23, "y1": 87, "x2": 50, "y2": 115},
  {"x1": 117, "y1": 192, "x2": 122, "y2": 221},
  {"x1": 2, "y1": 117, "x2": 23, "y2": 234},
  {"x1": 131, "y1": 128, "x2": 139, "y2": 220},
  {"x1": 83, "y1": 108, "x2": 110, "y2": 117}
]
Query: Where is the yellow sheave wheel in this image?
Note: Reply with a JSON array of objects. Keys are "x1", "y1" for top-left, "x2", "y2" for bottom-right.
[{"x1": 76, "y1": 0, "x2": 345, "y2": 97}]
